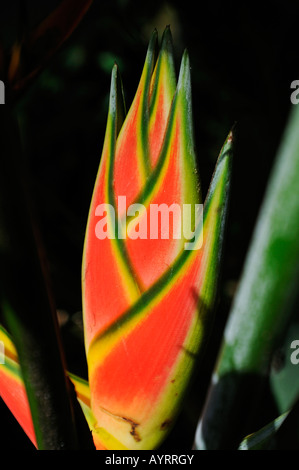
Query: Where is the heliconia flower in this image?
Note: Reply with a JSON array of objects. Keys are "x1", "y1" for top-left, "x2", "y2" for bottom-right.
[
  {"x1": 0, "y1": 325, "x2": 37, "y2": 447},
  {"x1": 0, "y1": 324, "x2": 97, "y2": 449},
  {"x1": 82, "y1": 27, "x2": 233, "y2": 450},
  {"x1": 0, "y1": 27, "x2": 233, "y2": 451}
]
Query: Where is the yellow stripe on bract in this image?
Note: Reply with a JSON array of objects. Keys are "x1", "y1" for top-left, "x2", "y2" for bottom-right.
[
  {"x1": 77, "y1": 398, "x2": 95, "y2": 430},
  {"x1": 0, "y1": 353, "x2": 24, "y2": 387},
  {"x1": 0, "y1": 326, "x2": 18, "y2": 362},
  {"x1": 149, "y1": 55, "x2": 176, "y2": 134},
  {"x1": 122, "y1": 114, "x2": 178, "y2": 233},
  {"x1": 200, "y1": 150, "x2": 231, "y2": 304},
  {"x1": 148, "y1": 65, "x2": 159, "y2": 124},
  {"x1": 88, "y1": 223, "x2": 204, "y2": 381},
  {"x1": 134, "y1": 313, "x2": 204, "y2": 450},
  {"x1": 69, "y1": 373, "x2": 91, "y2": 404},
  {"x1": 121, "y1": 56, "x2": 195, "y2": 235},
  {"x1": 87, "y1": 309, "x2": 142, "y2": 380},
  {"x1": 176, "y1": 52, "x2": 201, "y2": 216},
  {"x1": 89, "y1": 313, "x2": 204, "y2": 450},
  {"x1": 124, "y1": 162, "x2": 231, "y2": 449},
  {"x1": 116, "y1": 32, "x2": 157, "y2": 188},
  {"x1": 104, "y1": 122, "x2": 143, "y2": 303},
  {"x1": 135, "y1": 35, "x2": 157, "y2": 184},
  {"x1": 109, "y1": 237, "x2": 143, "y2": 301},
  {"x1": 100, "y1": 77, "x2": 144, "y2": 302},
  {"x1": 92, "y1": 426, "x2": 128, "y2": 450}
]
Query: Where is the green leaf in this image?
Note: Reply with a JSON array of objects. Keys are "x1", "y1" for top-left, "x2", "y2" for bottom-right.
[{"x1": 195, "y1": 103, "x2": 299, "y2": 449}]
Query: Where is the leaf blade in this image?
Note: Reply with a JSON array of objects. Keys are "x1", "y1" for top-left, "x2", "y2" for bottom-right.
[{"x1": 195, "y1": 104, "x2": 299, "y2": 450}]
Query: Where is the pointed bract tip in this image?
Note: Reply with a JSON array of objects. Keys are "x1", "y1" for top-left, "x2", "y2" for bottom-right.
[
  {"x1": 229, "y1": 122, "x2": 237, "y2": 142},
  {"x1": 149, "y1": 28, "x2": 158, "y2": 44},
  {"x1": 112, "y1": 62, "x2": 118, "y2": 74},
  {"x1": 182, "y1": 48, "x2": 190, "y2": 61},
  {"x1": 230, "y1": 121, "x2": 237, "y2": 134},
  {"x1": 180, "y1": 49, "x2": 191, "y2": 76},
  {"x1": 225, "y1": 123, "x2": 237, "y2": 147},
  {"x1": 145, "y1": 29, "x2": 159, "y2": 64},
  {"x1": 159, "y1": 25, "x2": 174, "y2": 60},
  {"x1": 215, "y1": 127, "x2": 234, "y2": 172},
  {"x1": 161, "y1": 24, "x2": 173, "y2": 42},
  {"x1": 176, "y1": 49, "x2": 191, "y2": 92},
  {"x1": 110, "y1": 62, "x2": 120, "y2": 86}
]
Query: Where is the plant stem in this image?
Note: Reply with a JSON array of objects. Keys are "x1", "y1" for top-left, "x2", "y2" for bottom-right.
[{"x1": 0, "y1": 107, "x2": 93, "y2": 449}]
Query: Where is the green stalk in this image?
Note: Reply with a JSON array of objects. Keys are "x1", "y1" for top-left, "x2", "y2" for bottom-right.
[
  {"x1": 0, "y1": 107, "x2": 93, "y2": 449},
  {"x1": 195, "y1": 103, "x2": 299, "y2": 449}
]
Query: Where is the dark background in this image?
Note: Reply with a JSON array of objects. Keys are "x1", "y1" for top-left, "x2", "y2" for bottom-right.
[{"x1": 1, "y1": 0, "x2": 299, "y2": 450}]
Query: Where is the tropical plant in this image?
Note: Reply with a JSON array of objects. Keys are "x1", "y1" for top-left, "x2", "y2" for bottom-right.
[{"x1": 0, "y1": 17, "x2": 298, "y2": 450}]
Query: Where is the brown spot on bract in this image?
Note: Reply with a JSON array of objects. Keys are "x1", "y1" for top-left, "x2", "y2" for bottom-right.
[
  {"x1": 123, "y1": 417, "x2": 142, "y2": 443},
  {"x1": 130, "y1": 426, "x2": 141, "y2": 442},
  {"x1": 160, "y1": 419, "x2": 172, "y2": 430}
]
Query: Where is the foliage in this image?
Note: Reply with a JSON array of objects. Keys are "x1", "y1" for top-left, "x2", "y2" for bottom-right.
[{"x1": 0, "y1": 0, "x2": 299, "y2": 451}]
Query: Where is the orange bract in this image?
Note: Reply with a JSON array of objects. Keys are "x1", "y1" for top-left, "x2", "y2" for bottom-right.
[{"x1": 82, "y1": 28, "x2": 233, "y2": 449}]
